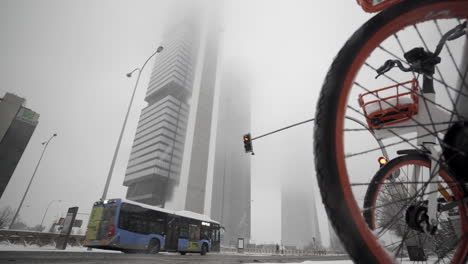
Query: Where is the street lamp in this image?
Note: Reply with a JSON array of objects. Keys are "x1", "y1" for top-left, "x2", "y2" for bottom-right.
[
  {"x1": 39, "y1": 199, "x2": 62, "y2": 232},
  {"x1": 101, "y1": 45, "x2": 164, "y2": 200},
  {"x1": 9, "y1": 133, "x2": 57, "y2": 229}
]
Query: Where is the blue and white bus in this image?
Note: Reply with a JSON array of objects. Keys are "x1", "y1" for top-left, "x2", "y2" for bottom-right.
[{"x1": 83, "y1": 198, "x2": 221, "y2": 255}]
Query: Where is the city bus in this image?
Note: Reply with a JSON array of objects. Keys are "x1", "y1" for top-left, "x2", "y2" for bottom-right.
[{"x1": 83, "y1": 198, "x2": 221, "y2": 255}]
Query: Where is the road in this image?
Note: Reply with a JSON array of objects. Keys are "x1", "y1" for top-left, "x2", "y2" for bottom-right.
[{"x1": 0, "y1": 251, "x2": 350, "y2": 264}]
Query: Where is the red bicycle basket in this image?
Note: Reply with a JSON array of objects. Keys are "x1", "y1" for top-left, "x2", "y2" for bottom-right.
[{"x1": 359, "y1": 79, "x2": 419, "y2": 129}]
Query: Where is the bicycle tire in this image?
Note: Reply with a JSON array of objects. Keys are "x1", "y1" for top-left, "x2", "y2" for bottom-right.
[
  {"x1": 314, "y1": 0, "x2": 468, "y2": 263},
  {"x1": 363, "y1": 154, "x2": 468, "y2": 260}
]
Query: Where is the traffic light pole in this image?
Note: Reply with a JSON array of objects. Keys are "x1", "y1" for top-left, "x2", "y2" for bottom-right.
[
  {"x1": 246, "y1": 116, "x2": 388, "y2": 159},
  {"x1": 250, "y1": 118, "x2": 315, "y2": 141}
]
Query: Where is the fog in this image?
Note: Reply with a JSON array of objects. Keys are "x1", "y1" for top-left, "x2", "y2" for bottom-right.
[{"x1": 0, "y1": 0, "x2": 371, "y2": 246}]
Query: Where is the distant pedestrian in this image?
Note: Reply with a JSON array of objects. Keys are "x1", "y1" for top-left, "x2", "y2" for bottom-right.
[{"x1": 275, "y1": 244, "x2": 279, "y2": 254}]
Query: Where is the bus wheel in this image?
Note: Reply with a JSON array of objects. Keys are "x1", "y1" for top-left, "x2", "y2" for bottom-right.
[
  {"x1": 147, "y1": 239, "x2": 160, "y2": 254},
  {"x1": 179, "y1": 251, "x2": 186, "y2": 255},
  {"x1": 200, "y1": 243, "x2": 208, "y2": 256}
]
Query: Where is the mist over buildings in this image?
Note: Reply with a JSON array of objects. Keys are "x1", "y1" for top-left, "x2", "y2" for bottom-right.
[{"x1": 0, "y1": 0, "x2": 372, "y2": 247}]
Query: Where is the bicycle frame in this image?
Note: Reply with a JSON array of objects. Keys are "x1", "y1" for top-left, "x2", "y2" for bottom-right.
[{"x1": 369, "y1": 39, "x2": 468, "y2": 234}]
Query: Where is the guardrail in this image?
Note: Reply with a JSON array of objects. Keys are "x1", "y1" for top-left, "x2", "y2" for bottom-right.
[
  {"x1": 220, "y1": 246, "x2": 332, "y2": 256},
  {"x1": 0, "y1": 229, "x2": 84, "y2": 247}
]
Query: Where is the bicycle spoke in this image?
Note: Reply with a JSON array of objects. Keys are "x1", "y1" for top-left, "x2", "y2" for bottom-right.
[
  {"x1": 434, "y1": 233, "x2": 467, "y2": 264},
  {"x1": 362, "y1": 184, "x2": 462, "y2": 214},
  {"x1": 344, "y1": 121, "x2": 456, "y2": 131},
  {"x1": 376, "y1": 182, "x2": 431, "y2": 238},
  {"x1": 345, "y1": 130, "x2": 447, "y2": 158},
  {"x1": 367, "y1": 161, "x2": 464, "y2": 263},
  {"x1": 346, "y1": 105, "x2": 455, "y2": 159},
  {"x1": 347, "y1": 97, "x2": 466, "y2": 158},
  {"x1": 364, "y1": 50, "x2": 468, "y2": 99},
  {"x1": 413, "y1": 24, "x2": 461, "y2": 121},
  {"x1": 433, "y1": 20, "x2": 468, "y2": 108},
  {"x1": 360, "y1": 64, "x2": 465, "y2": 119},
  {"x1": 373, "y1": 161, "x2": 448, "y2": 239}
]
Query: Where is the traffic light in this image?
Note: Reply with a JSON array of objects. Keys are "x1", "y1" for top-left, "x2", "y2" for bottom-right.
[
  {"x1": 377, "y1": 156, "x2": 388, "y2": 167},
  {"x1": 243, "y1": 133, "x2": 254, "y2": 154}
]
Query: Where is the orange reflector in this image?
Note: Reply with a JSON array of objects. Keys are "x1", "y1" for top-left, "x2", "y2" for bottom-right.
[
  {"x1": 438, "y1": 184, "x2": 453, "y2": 202},
  {"x1": 378, "y1": 157, "x2": 388, "y2": 165}
]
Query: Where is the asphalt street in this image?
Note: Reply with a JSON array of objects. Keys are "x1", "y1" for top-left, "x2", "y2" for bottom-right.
[{"x1": 0, "y1": 251, "x2": 350, "y2": 264}]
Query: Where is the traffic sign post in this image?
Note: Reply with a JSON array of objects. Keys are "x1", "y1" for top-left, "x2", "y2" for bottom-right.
[{"x1": 55, "y1": 207, "x2": 78, "y2": 250}]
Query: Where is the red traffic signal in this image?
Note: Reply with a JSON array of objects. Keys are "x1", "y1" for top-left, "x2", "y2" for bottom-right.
[
  {"x1": 378, "y1": 157, "x2": 388, "y2": 166},
  {"x1": 243, "y1": 133, "x2": 254, "y2": 154}
]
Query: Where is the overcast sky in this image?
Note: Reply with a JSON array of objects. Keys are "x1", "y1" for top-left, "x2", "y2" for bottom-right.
[{"x1": 0, "y1": 0, "x2": 371, "y2": 246}]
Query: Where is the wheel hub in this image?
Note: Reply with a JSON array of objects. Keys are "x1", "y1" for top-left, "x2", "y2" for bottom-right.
[{"x1": 405, "y1": 205, "x2": 437, "y2": 235}]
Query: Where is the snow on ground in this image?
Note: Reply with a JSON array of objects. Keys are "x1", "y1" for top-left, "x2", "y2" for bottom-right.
[
  {"x1": 247, "y1": 261, "x2": 352, "y2": 264},
  {"x1": 248, "y1": 258, "x2": 443, "y2": 264},
  {"x1": 0, "y1": 243, "x2": 119, "y2": 253}
]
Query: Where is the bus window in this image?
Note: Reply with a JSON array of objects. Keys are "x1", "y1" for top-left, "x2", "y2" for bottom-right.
[
  {"x1": 189, "y1": 224, "x2": 200, "y2": 241},
  {"x1": 179, "y1": 222, "x2": 189, "y2": 238},
  {"x1": 118, "y1": 203, "x2": 166, "y2": 235},
  {"x1": 201, "y1": 229, "x2": 211, "y2": 240}
]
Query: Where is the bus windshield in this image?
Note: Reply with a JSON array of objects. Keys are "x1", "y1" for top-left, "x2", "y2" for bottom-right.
[{"x1": 85, "y1": 203, "x2": 117, "y2": 241}]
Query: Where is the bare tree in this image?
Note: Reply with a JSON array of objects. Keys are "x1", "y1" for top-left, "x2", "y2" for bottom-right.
[{"x1": 0, "y1": 206, "x2": 13, "y2": 229}]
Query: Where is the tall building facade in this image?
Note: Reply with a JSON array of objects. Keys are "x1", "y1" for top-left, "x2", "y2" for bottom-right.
[
  {"x1": 123, "y1": 22, "x2": 195, "y2": 207},
  {"x1": 123, "y1": 3, "x2": 251, "y2": 244},
  {"x1": 0, "y1": 93, "x2": 39, "y2": 198},
  {"x1": 281, "y1": 186, "x2": 321, "y2": 249},
  {"x1": 206, "y1": 61, "x2": 251, "y2": 247},
  {"x1": 123, "y1": 7, "x2": 222, "y2": 215}
]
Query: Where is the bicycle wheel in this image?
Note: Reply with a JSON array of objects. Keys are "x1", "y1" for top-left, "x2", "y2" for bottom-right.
[
  {"x1": 363, "y1": 154, "x2": 466, "y2": 262},
  {"x1": 314, "y1": 0, "x2": 468, "y2": 263}
]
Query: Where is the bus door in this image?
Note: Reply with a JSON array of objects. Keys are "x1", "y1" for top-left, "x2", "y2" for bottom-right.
[
  {"x1": 210, "y1": 225, "x2": 221, "y2": 252},
  {"x1": 187, "y1": 223, "x2": 201, "y2": 251},
  {"x1": 165, "y1": 216, "x2": 179, "y2": 251}
]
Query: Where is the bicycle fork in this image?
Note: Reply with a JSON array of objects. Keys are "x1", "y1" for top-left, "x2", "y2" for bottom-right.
[{"x1": 410, "y1": 88, "x2": 444, "y2": 234}]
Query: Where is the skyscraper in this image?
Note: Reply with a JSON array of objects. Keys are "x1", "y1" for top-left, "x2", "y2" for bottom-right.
[
  {"x1": 281, "y1": 183, "x2": 321, "y2": 249},
  {"x1": 0, "y1": 93, "x2": 39, "y2": 199},
  {"x1": 123, "y1": 7, "x2": 222, "y2": 214},
  {"x1": 123, "y1": 21, "x2": 195, "y2": 207},
  {"x1": 205, "y1": 61, "x2": 252, "y2": 247},
  {"x1": 123, "y1": 3, "x2": 251, "y2": 244}
]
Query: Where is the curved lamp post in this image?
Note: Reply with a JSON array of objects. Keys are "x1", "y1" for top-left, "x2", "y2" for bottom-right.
[
  {"x1": 9, "y1": 133, "x2": 57, "y2": 229},
  {"x1": 39, "y1": 199, "x2": 62, "y2": 231},
  {"x1": 101, "y1": 46, "x2": 164, "y2": 200}
]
